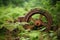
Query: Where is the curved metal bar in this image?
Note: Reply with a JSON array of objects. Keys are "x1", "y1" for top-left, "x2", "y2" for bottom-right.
[{"x1": 24, "y1": 8, "x2": 52, "y2": 30}]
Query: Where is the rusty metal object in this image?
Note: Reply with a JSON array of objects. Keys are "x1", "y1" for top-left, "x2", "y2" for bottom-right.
[
  {"x1": 24, "y1": 8, "x2": 52, "y2": 31},
  {"x1": 14, "y1": 8, "x2": 52, "y2": 31},
  {"x1": 14, "y1": 17, "x2": 25, "y2": 23}
]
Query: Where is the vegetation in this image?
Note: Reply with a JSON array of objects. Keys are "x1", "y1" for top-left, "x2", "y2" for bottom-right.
[{"x1": 0, "y1": 0, "x2": 60, "y2": 40}]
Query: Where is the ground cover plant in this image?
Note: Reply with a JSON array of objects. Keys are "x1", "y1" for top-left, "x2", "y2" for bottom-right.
[{"x1": 0, "y1": 0, "x2": 60, "y2": 40}]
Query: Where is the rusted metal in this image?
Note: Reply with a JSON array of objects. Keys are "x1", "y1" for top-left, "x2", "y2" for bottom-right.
[
  {"x1": 14, "y1": 17, "x2": 25, "y2": 23},
  {"x1": 14, "y1": 8, "x2": 52, "y2": 31},
  {"x1": 24, "y1": 8, "x2": 52, "y2": 31}
]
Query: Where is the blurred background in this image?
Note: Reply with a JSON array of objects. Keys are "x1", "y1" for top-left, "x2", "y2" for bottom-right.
[{"x1": 0, "y1": 0, "x2": 60, "y2": 40}]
